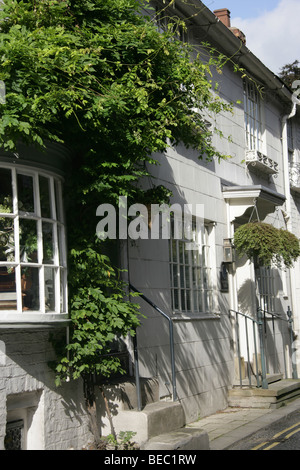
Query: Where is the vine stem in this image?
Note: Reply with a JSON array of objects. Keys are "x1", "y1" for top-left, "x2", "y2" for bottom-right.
[{"x1": 99, "y1": 384, "x2": 117, "y2": 442}]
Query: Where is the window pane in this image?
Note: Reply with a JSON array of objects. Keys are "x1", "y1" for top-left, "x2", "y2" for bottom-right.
[
  {"x1": 57, "y1": 225, "x2": 66, "y2": 266},
  {"x1": 17, "y1": 173, "x2": 34, "y2": 213},
  {"x1": 55, "y1": 180, "x2": 63, "y2": 222},
  {"x1": 197, "y1": 291, "x2": 203, "y2": 312},
  {"x1": 0, "y1": 266, "x2": 16, "y2": 310},
  {"x1": 186, "y1": 290, "x2": 191, "y2": 311},
  {"x1": 19, "y1": 219, "x2": 38, "y2": 263},
  {"x1": 42, "y1": 222, "x2": 54, "y2": 264},
  {"x1": 184, "y1": 246, "x2": 189, "y2": 265},
  {"x1": 171, "y1": 239, "x2": 177, "y2": 262},
  {"x1": 0, "y1": 217, "x2": 14, "y2": 262},
  {"x1": 39, "y1": 176, "x2": 52, "y2": 218},
  {"x1": 45, "y1": 267, "x2": 55, "y2": 312},
  {"x1": 21, "y1": 266, "x2": 39, "y2": 310},
  {"x1": 60, "y1": 268, "x2": 67, "y2": 313},
  {"x1": 185, "y1": 266, "x2": 191, "y2": 288},
  {"x1": 179, "y1": 241, "x2": 184, "y2": 264},
  {"x1": 174, "y1": 289, "x2": 179, "y2": 310},
  {"x1": 203, "y1": 268, "x2": 209, "y2": 289},
  {"x1": 0, "y1": 168, "x2": 13, "y2": 213},
  {"x1": 181, "y1": 289, "x2": 186, "y2": 311},
  {"x1": 172, "y1": 265, "x2": 178, "y2": 287},
  {"x1": 192, "y1": 250, "x2": 199, "y2": 267},
  {"x1": 180, "y1": 265, "x2": 184, "y2": 287}
]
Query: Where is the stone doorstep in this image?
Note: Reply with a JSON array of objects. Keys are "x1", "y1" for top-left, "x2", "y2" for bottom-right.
[
  {"x1": 229, "y1": 379, "x2": 300, "y2": 398},
  {"x1": 233, "y1": 373, "x2": 283, "y2": 388},
  {"x1": 228, "y1": 379, "x2": 300, "y2": 409}
]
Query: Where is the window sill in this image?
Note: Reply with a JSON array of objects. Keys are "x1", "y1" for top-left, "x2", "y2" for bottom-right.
[
  {"x1": 0, "y1": 312, "x2": 70, "y2": 328},
  {"x1": 172, "y1": 312, "x2": 221, "y2": 321}
]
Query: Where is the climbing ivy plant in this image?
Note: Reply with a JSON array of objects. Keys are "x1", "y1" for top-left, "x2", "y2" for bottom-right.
[{"x1": 0, "y1": 0, "x2": 235, "y2": 444}]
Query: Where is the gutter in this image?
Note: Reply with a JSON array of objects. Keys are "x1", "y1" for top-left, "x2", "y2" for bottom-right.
[{"x1": 172, "y1": 0, "x2": 292, "y2": 104}]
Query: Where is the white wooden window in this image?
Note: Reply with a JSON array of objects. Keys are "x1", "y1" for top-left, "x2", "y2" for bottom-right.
[
  {"x1": 0, "y1": 165, "x2": 67, "y2": 314},
  {"x1": 243, "y1": 79, "x2": 263, "y2": 151},
  {"x1": 169, "y1": 217, "x2": 214, "y2": 314}
]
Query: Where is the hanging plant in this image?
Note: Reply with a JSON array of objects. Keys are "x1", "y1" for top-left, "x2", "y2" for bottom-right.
[
  {"x1": 277, "y1": 228, "x2": 300, "y2": 268},
  {"x1": 233, "y1": 222, "x2": 300, "y2": 268}
]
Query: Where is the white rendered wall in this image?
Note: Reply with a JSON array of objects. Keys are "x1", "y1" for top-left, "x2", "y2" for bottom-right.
[{"x1": 0, "y1": 329, "x2": 92, "y2": 450}]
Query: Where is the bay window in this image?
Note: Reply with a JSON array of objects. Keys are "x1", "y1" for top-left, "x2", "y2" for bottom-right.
[{"x1": 0, "y1": 165, "x2": 67, "y2": 320}]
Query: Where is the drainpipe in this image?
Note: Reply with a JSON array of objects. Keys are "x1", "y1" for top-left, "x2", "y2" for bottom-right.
[
  {"x1": 281, "y1": 103, "x2": 298, "y2": 374},
  {"x1": 282, "y1": 103, "x2": 296, "y2": 233}
]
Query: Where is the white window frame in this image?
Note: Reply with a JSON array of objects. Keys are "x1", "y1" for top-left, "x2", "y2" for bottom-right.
[
  {"x1": 243, "y1": 79, "x2": 264, "y2": 152},
  {"x1": 169, "y1": 215, "x2": 216, "y2": 315},
  {"x1": 0, "y1": 163, "x2": 67, "y2": 320}
]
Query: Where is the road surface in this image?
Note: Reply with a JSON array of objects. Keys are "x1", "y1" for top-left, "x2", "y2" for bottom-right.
[{"x1": 228, "y1": 409, "x2": 300, "y2": 450}]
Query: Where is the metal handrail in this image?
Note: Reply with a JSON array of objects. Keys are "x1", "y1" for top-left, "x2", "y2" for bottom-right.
[
  {"x1": 230, "y1": 309, "x2": 263, "y2": 388},
  {"x1": 129, "y1": 283, "x2": 177, "y2": 402},
  {"x1": 229, "y1": 309, "x2": 259, "y2": 324},
  {"x1": 230, "y1": 306, "x2": 298, "y2": 390},
  {"x1": 261, "y1": 308, "x2": 289, "y2": 322}
]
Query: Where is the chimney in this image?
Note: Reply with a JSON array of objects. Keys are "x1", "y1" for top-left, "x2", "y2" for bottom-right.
[
  {"x1": 214, "y1": 8, "x2": 246, "y2": 44},
  {"x1": 213, "y1": 8, "x2": 231, "y2": 28}
]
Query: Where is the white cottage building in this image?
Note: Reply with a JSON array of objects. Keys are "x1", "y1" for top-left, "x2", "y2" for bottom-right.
[
  {"x1": 116, "y1": 0, "x2": 300, "y2": 439},
  {"x1": 0, "y1": 0, "x2": 300, "y2": 450}
]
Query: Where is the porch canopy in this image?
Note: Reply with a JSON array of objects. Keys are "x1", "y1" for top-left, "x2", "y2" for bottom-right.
[{"x1": 222, "y1": 185, "x2": 286, "y2": 225}]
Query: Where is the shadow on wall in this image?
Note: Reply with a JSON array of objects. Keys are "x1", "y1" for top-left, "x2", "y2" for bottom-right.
[
  {"x1": 120, "y1": 146, "x2": 235, "y2": 421},
  {"x1": 236, "y1": 265, "x2": 293, "y2": 379},
  {"x1": 0, "y1": 328, "x2": 90, "y2": 450}
]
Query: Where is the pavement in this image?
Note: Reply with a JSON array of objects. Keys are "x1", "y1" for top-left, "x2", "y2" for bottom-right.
[{"x1": 185, "y1": 397, "x2": 300, "y2": 450}]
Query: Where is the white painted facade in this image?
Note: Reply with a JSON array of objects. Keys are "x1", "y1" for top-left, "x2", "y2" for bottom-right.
[
  {"x1": 125, "y1": 0, "x2": 300, "y2": 423},
  {"x1": 0, "y1": 0, "x2": 300, "y2": 449}
]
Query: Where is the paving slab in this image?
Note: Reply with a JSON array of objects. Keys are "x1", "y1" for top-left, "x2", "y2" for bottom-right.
[
  {"x1": 141, "y1": 427, "x2": 209, "y2": 450},
  {"x1": 186, "y1": 397, "x2": 300, "y2": 450}
]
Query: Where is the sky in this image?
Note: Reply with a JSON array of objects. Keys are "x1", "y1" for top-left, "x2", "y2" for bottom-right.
[{"x1": 204, "y1": 0, "x2": 300, "y2": 75}]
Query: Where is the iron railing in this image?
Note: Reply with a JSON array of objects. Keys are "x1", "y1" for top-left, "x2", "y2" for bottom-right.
[
  {"x1": 129, "y1": 284, "x2": 177, "y2": 410},
  {"x1": 230, "y1": 307, "x2": 298, "y2": 389}
]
